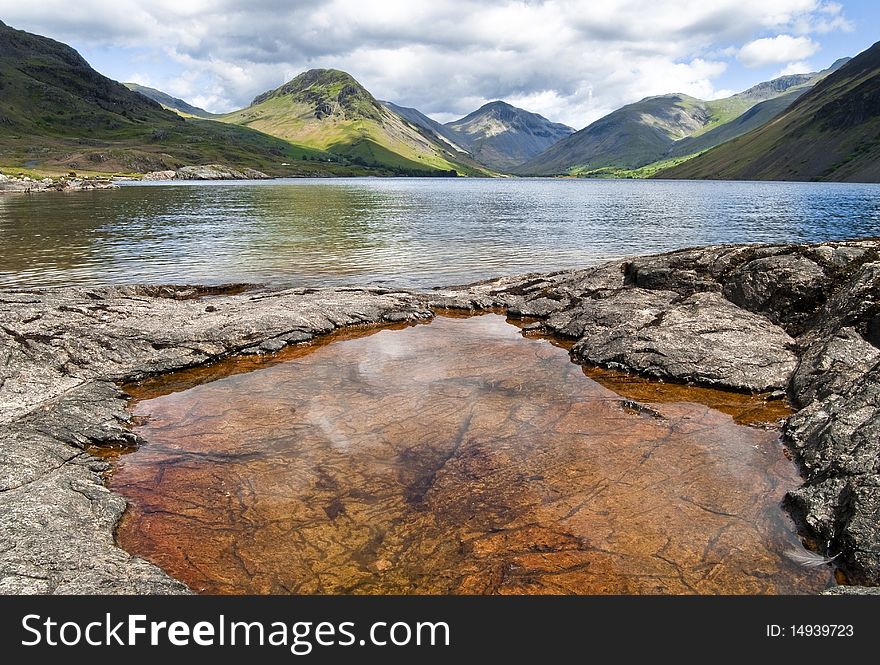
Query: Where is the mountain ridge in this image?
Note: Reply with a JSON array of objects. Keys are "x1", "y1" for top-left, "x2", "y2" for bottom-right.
[
  {"x1": 444, "y1": 101, "x2": 575, "y2": 170},
  {"x1": 515, "y1": 62, "x2": 844, "y2": 176},
  {"x1": 0, "y1": 20, "x2": 333, "y2": 175},
  {"x1": 219, "y1": 68, "x2": 485, "y2": 175},
  {"x1": 124, "y1": 82, "x2": 216, "y2": 119},
  {"x1": 656, "y1": 43, "x2": 880, "y2": 182}
]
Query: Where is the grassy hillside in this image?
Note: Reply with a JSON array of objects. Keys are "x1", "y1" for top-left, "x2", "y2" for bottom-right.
[
  {"x1": 124, "y1": 82, "x2": 216, "y2": 119},
  {"x1": 220, "y1": 69, "x2": 486, "y2": 175},
  {"x1": 515, "y1": 94, "x2": 714, "y2": 175},
  {"x1": 656, "y1": 43, "x2": 880, "y2": 182},
  {"x1": 381, "y1": 101, "x2": 471, "y2": 154},
  {"x1": 0, "y1": 21, "x2": 373, "y2": 176},
  {"x1": 515, "y1": 68, "x2": 836, "y2": 177}
]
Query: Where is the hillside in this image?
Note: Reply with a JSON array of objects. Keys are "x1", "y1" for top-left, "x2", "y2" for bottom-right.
[
  {"x1": 657, "y1": 42, "x2": 880, "y2": 182},
  {"x1": 515, "y1": 94, "x2": 717, "y2": 174},
  {"x1": 0, "y1": 21, "x2": 344, "y2": 175},
  {"x1": 663, "y1": 89, "x2": 804, "y2": 161},
  {"x1": 381, "y1": 101, "x2": 471, "y2": 154},
  {"x1": 219, "y1": 69, "x2": 485, "y2": 175},
  {"x1": 515, "y1": 67, "x2": 836, "y2": 176},
  {"x1": 443, "y1": 101, "x2": 574, "y2": 171},
  {"x1": 124, "y1": 82, "x2": 215, "y2": 118}
]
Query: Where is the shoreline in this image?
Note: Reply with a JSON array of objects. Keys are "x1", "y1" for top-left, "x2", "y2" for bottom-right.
[
  {"x1": 1, "y1": 240, "x2": 878, "y2": 594},
  {"x1": 0, "y1": 172, "x2": 116, "y2": 194}
]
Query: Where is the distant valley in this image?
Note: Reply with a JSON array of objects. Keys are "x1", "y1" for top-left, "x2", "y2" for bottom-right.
[{"x1": 0, "y1": 19, "x2": 877, "y2": 182}]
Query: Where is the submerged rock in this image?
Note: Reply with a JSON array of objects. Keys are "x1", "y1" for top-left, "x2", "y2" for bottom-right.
[{"x1": 0, "y1": 285, "x2": 433, "y2": 593}]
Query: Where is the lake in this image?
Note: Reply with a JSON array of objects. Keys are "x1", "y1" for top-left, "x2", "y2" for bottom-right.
[{"x1": 2, "y1": 178, "x2": 879, "y2": 289}]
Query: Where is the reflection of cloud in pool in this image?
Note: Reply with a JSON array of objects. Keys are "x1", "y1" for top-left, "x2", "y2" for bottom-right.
[{"x1": 113, "y1": 314, "x2": 832, "y2": 595}]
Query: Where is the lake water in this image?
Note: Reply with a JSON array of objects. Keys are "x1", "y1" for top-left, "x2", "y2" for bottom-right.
[{"x1": 2, "y1": 178, "x2": 879, "y2": 289}]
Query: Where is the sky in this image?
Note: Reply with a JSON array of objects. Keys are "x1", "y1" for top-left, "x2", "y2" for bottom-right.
[{"x1": 0, "y1": 1, "x2": 877, "y2": 129}]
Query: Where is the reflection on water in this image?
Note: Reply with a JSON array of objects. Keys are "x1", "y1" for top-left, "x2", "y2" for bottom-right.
[
  {"x1": 2, "y1": 178, "x2": 879, "y2": 288},
  {"x1": 109, "y1": 314, "x2": 831, "y2": 594}
]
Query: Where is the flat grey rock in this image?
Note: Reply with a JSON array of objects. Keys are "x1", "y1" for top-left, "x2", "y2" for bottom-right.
[
  {"x1": 3, "y1": 238, "x2": 880, "y2": 592},
  {"x1": 571, "y1": 291, "x2": 798, "y2": 391}
]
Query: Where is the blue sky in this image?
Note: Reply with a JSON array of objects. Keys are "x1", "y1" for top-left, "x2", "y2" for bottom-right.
[{"x1": 0, "y1": 1, "x2": 877, "y2": 128}]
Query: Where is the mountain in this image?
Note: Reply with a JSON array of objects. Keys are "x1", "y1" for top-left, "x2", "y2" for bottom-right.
[
  {"x1": 515, "y1": 94, "x2": 712, "y2": 175},
  {"x1": 0, "y1": 21, "x2": 336, "y2": 175},
  {"x1": 444, "y1": 101, "x2": 575, "y2": 171},
  {"x1": 124, "y1": 82, "x2": 215, "y2": 118},
  {"x1": 380, "y1": 101, "x2": 471, "y2": 154},
  {"x1": 515, "y1": 66, "x2": 840, "y2": 176},
  {"x1": 219, "y1": 69, "x2": 486, "y2": 175},
  {"x1": 662, "y1": 59, "x2": 851, "y2": 163},
  {"x1": 656, "y1": 44, "x2": 880, "y2": 182}
]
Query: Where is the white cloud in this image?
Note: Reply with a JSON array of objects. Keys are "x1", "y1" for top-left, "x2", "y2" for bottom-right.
[
  {"x1": 773, "y1": 61, "x2": 814, "y2": 77},
  {"x1": 738, "y1": 35, "x2": 820, "y2": 68},
  {"x1": 0, "y1": 0, "x2": 853, "y2": 128}
]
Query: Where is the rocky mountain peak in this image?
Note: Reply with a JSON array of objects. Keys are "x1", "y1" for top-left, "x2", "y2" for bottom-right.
[{"x1": 250, "y1": 68, "x2": 382, "y2": 121}]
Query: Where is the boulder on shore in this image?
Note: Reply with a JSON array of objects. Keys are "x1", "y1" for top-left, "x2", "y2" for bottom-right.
[
  {"x1": 142, "y1": 165, "x2": 270, "y2": 181},
  {"x1": 0, "y1": 172, "x2": 116, "y2": 193}
]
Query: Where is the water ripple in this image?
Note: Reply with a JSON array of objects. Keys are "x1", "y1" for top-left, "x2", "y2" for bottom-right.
[{"x1": 1, "y1": 178, "x2": 879, "y2": 288}]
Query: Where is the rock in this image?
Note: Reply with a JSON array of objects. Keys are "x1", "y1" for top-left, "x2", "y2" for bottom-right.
[
  {"x1": 174, "y1": 165, "x2": 270, "y2": 180},
  {"x1": 806, "y1": 262, "x2": 880, "y2": 347},
  {"x1": 0, "y1": 285, "x2": 433, "y2": 594},
  {"x1": 545, "y1": 288, "x2": 676, "y2": 338},
  {"x1": 785, "y1": 362, "x2": 880, "y2": 584},
  {"x1": 259, "y1": 338, "x2": 287, "y2": 352},
  {"x1": 790, "y1": 327, "x2": 880, "y2": 407},
  {"x1": 242, "y1": 168, "x2": 271, "y2": 179},
  {"x1": 4, "y1": 239, "x2": 880, "y2": 593},
  {"x1": 285, "y1": 330, "x2": 314, "y2": 344},
  {"x1": 0, "y1": 174, "x2": 116, "y2": 193},
  {"x1": 785, "y1": 478, "x2": 848, "y2": 545},
  {"x1": 841, "y1": 482, "x2": 880, "y2": 585},
  {"x1": 507, "y1": 295, "x2": 571, "y2": 318},
  {"x1": 140, "y1": 165, "x2": 273, "y2": 181},
  {"x1": 823, "y1": 585, "x2": 880, "y2": 595},
  {"x1": 142, "y1": 170, "x2": 177, "y2": 181},
  {"x1": 571, "y1": 291, "x2": 798, "y2": 391},
  {"x1": 383, "y1": 310, "x2": 428, "y2": 322},
  {"x1": 722, "y1": 254, "x2": 831, "y2": 335},
  {"x1": 785, "y1": 362, "x2": 880, "y2": 479},
  {"x1": 0, "y1": 425, "x2": 190, "y2": 594},
  {"x1": 622, "y1": 252, "x2": 722, "y2": 295}
]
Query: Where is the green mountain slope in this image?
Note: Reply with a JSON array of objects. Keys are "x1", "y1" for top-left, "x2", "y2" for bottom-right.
[
  {"x1": 515, "y1": 67, "x2": 837, "y2": 177},
  {"x1": 381, "y1": 101, "x2": 471, "y2": 154},
  {"x1": 443, "y1": 101, "x2": 574, "y2": 171},
  {"x1": 514, "y1": 93, "x2": 716, "y2": 174},
  {"x1": 219, "y1": 69, "x2": 486, "y2": 175},
  {"x1": 124, "y1": 82, "x2": 216, "y2": 118},
  {"x1": 0, "y1": 21, "x2": 338, "y2": 175},
  {"x1": 656, "y1": 43, "x2": 880, "y2": 182}
]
